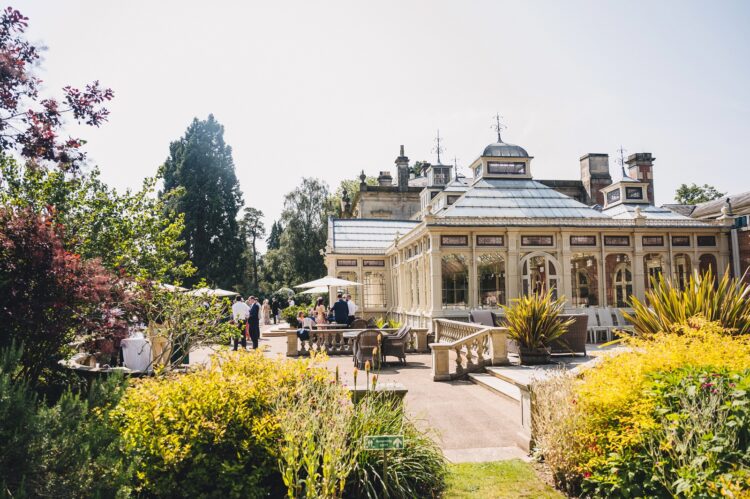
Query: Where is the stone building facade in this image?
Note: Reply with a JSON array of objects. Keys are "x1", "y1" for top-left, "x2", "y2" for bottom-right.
[{"x1": 325, "y1": 135, "x2": 731, "y2": 327}]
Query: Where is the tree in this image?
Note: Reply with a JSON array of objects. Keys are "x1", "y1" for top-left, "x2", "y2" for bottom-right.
[
  {"x1": 331, "y1": 176, "x2": 377, "y2": 218},
  {"x1": 675, "y1": 183, "x2": 726, "y2": 205},
  {"x1": 0, "y1": 154, "x2": 194, "y2": 281},
  {"x1": 239, "y1": 207, "x2": 265, "y2": 293},
  {"x1": 0, "y1": 7, "x2": 113, "y2": 168},
  {"x1": 267, "y1": 220, "x2": 282, "y2": 250},
  {"x1": 278, "y1": 178, "x2": 333, "y2": 284},
  {"x1": 0, "y1": 208, "x2": 125, "y2": 386},
  {"x1": 161, "y1": 115, "x2": 244, "y2": 288}
]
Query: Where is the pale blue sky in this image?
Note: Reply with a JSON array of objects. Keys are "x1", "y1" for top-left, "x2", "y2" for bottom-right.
[{"x1": 15, "y1": 0, "x2": 750, "y2": 231}]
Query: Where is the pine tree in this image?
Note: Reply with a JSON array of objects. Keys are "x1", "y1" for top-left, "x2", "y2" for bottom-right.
[
  {"x1": 267, "y1": 220, "x2": 282, "y2": 250},
  {"x1": 161, "y1": 115, "x2": 243, "y2": 288}
]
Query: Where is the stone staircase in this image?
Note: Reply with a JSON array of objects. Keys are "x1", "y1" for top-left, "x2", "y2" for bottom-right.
[{"x1": 468, "y1": 367, "x2": 525, "y2": 403}]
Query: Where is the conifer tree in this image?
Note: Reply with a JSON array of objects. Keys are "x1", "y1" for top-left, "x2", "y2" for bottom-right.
[{"x1": 161, "y1": 115, "x2": 243, "y2": 288}]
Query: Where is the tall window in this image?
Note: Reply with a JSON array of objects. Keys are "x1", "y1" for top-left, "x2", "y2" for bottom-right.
[
  {"x1": 673, "y1": 254, "x2": 691, "y2": 291},
  {"x1": 442, "y1": 254, "x2": 468, "y2": 308},
  {"x1": 521, "y1": 253, "x2": 559, "y2": 299},
  {"x1": 699, "y1": 254, "x2": 719, "y2": 284},
  {"x1": 477, "y1": 254, "x2": 506, "y2": 308},
  {"x1": 337, "y1": 271, "x2": 359, "y2": 304},
  {"x1": 605, "y1": 254, "x2": 632, "y2": 307},
  {"x1": 644, "y1": 254, "x2": 665, "y2": 290},
  {"x1": 570, "y1": 254, "x2": 599, "y2": 306},
  {"x1": 363, "y1": 272, "x2": 386, "y2": 308}
]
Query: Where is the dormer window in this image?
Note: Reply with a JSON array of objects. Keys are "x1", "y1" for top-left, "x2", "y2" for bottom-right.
[
  {"x1": 625, "y1": 187, "x2": 643, "y2": 200},
  {"x1": 606, "y1": 189, "x2": 621, "y2": 204},
  {"x1": 428, "y1": 166, "x2": 451, "y2": 186},
  {"x1": 487, "y1": 161, "x2": 526, "y2": 175}
]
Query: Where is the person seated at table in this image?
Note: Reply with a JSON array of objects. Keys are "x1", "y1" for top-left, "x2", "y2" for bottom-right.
[
  {"x1": 314, "y1": 297, "x2": 328, "y2": 325},
  {"x1": 296, "y1": 311, "x2": 313, "y2": 341},
  {"x1": 332, "y1": 293, "x2": 349, "y2": 325}
]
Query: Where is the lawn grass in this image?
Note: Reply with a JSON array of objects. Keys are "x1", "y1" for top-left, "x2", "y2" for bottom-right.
[{"x1": 444, "y1": 459, "x2": 562, "y2": 498}]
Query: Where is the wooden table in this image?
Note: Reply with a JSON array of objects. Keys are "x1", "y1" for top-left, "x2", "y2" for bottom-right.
[{"x1": 315, "y1": 323, "x2": 349, "y2": 329}]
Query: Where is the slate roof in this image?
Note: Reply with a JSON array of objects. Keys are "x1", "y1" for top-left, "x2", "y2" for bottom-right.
[
  {"x1": 691, "y1": 191, "x2": 750, "y2": 218},
  {"x1": 601, "y1": 203, "x2": 698, "y2": 221},
  {"x1": 435, "y1": 178, "x2": 608, "y2": 219},
  {"x1": 329, "y1": 219, "x2": 418, "y2": 254}
]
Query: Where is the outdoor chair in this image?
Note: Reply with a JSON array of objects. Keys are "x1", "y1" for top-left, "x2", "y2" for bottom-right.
[
  {"x1": 350, "y1": 318, "x2": 369, "y2": 329},
  {"x1": 549, "y1": 314, "x2": 588, "y2": 356},
  {"x1": 353, "y1": 330, "x2": 381, "y2": 369},
  {"x1": 595, "y1": 308, "x2": 619, "y2": 342},
  {"x1": 469, "y1": 309, "x2": 498, "y2": 327},
  {"x1": 582, "y1": 307, "x2": 605, "y2": 343},
  {"x1": 613, "y1": 308, "x2": 635, "y2": 334},
  {"x1": 382, "y1": 326, "x2": 411, "y2": 364}
]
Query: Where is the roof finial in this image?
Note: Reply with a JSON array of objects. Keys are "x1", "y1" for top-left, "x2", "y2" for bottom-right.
[
  {"x1": 616, "y1": 145, "x2": 628, "y2": 179},
  {"x1": 433, "y1": 129, "x2": 445, "y2": 164},
  {"x1": 399, "y1": 144, "x2": 405, "y2": 157},
  {"x1": 492, "y1": 113, "x2": 506, "y2": 142}
]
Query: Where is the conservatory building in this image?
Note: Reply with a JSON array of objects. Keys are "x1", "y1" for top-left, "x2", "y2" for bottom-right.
[{"x1": 324, "y1": 137, "x2": 732, "y2": 328}]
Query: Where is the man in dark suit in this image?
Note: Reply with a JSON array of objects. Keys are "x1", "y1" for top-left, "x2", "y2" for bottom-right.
[
  {"x1": 247, "y1": 296, "x2": 261, "y2": 349},
  {"x1": 332, "y1": 293, "x2": 349, "y2": 325}
]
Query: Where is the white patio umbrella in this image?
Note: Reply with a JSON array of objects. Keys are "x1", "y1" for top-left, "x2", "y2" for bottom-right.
[
  {"x1": 157, "y1": 283, "x2": 188, "y2": 292},
  {"x1": 294, "y1": 276, "x2": 362, "y2": 289},
  {"x1": 186, "y1": 287, "x2": 238, "y2": 297},
  {"x1": 299, "y1": 286, "x2": 329, "y2": 295}
]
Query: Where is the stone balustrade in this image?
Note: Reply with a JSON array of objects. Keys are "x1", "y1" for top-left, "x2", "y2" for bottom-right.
[
  {"x1": 430, "y1": 319, "x2": 509, "y2": 381},
  {"x1": 286, "y1": 328, "x2": 429, "y2": 357}
]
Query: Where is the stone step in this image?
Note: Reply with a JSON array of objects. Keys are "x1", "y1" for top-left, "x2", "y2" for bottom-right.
[{"x1": 467, "y1": 372, "x2": 522, "y2": 403}]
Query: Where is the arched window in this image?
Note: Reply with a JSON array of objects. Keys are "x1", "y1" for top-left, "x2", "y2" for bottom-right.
[
  {"x1": 477, "y1": 254, "x2": 506, "y2": 308},
  {"x1": 699, "y1": 254, "x2": 719, "y2": 286},
  {"x1": 363, "y1": 271, "x2": 386, "y2": 308},
  {"x1": 673, "y1": 253, "x2": 691, "y2": 291},
  {"x1": 644, "y1": 254, "x2": 665, "y2": 290},
  {"x1": 337, "y1": 271, "x2": 359, "y2": 304},
  {"x1": 442, "y1": 254, "x2": 468, "y2": 308},
  {"x1": 570, "y1": 253, "x2": 599, "y2": 306},
  {"x1": 605, "y1": 254, "x2": 632, "y2": 307},
  {"x1": 521, "y1": 253, "x2": 559, "y2": 299}
]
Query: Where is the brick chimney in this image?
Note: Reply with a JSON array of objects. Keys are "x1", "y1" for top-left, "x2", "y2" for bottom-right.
[
  {"x1": 626, "y1": 153, "x2": 655, "y2": 204},
  {"x1": 395, "y1": 145, "x2": 410, "y2": 192},
  {"x1": 580, "y1": 153, "x2": 612, "y2": 206},
  {"x1": 377, "y1": 171, "x2": 393, "y2": 186}
]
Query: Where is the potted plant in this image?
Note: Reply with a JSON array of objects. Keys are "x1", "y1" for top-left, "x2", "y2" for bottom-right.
[{"x1": 502, "y1": 289, "x2": 573, "y2": 365}]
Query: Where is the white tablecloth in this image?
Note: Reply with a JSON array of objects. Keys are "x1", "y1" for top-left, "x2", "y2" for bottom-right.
[{"x1": 121, "y1": 337, "x2": 152, "y2": 372}]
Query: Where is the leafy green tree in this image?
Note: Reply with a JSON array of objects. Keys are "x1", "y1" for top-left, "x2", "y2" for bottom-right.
[
  {"x1": 278, "y1": 178, "x2": 333, "y2": 284},
  {"x1": 0, "y1": 155, "x2": 193, "y2": 281},
  {"x1": 161, "y1": 115, "x2": 244, "y2": 288},
  {"x1": 331, "y1": 176, "x2": 377, "y2": 217},
  {"x1": 267, "y1": 220, "x2": 282, "y2": 250},
  {"x1": 239, "y1": 207, "x2": 266, "y2": 294},
  {"x1": 675, "y1": 183, "x2": 726, "y2": 205}
]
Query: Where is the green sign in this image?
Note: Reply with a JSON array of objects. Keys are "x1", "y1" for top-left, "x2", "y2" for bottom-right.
[{"x1": 363, "y1": 435, "x2": 404, "y2": 450}]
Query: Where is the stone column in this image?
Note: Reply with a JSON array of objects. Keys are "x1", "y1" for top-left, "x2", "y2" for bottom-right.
[
  {"x1": 633, "y1": 230, "x2": 646, "y2": 302},
  {"x1": 507, "y1": 230, "x2": 520, "y2": 300},
  {"x1": 429, "y1": 234, "x2": 443, "y2": 320},
  {"x1": 560, "y1": 231, "x2": 573, "y2": 305}
]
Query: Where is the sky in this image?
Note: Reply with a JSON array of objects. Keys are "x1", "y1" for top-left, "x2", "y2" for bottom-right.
[{"x1": 14, "y1": 0, "x2": 750, "y2": 247}]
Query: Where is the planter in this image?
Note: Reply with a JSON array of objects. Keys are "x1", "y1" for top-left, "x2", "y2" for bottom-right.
[{"x1": 518, "y1": 346, "x2": 551, "y2": 365}]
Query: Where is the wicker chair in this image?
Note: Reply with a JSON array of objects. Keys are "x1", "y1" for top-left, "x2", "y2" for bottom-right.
[
  {"x1": 353, "y1": 330, "x2": 381, "y2": 369},
  {"x1": 382, "y1": 326, "x2": 411, "y2": 364},
  {"x1": 469, "y1": 309, "x2": 498, "y2": 327},
  {"x1": 549, "y1": 314, "x2": 588, "y2": 356},
  {"x1": 349, "y1": 318, "x2": 369, "y2": 329}
]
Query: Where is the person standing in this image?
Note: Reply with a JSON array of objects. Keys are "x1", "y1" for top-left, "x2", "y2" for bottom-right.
[
  {"x1": 314, "y1": 297, "x2": 327, "y2": 325},
  {"x1": 332, "y1": 293, "x2": 349, "y2": 325},
  {"x1": 247, "y1": 296, "x2": 261, "y2": 349},
  {"x1": 346, "y1": 294, "x2": 357, "y2": 325},
  {"x1": 261, "y1": 299, "x2": 271, "y2": 325},
  {"x1": 231, "y1": 296, "x2": 250, "y2": 351},
  {"x1": 271, "y1": 298, "x2": 279, "y2": 324}
]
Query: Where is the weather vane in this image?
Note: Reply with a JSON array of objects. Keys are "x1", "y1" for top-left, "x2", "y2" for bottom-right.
[
  {"x1": 616, "y1": 145, "x2": 628, "y2": 177},
  {"x1": 492, "y1": 113, "x2": 506, "y2": 142},
  {"x1": 433, "y1": 129, "x2": 445, "y2": 164}
]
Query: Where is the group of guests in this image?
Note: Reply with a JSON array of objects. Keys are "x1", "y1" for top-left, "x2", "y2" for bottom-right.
[
  {"x1": 231, "y1": 296, "x2": 262, "y2": 351},
  {"x1": 296, "y1": 293, "x2": 357, "y2": 340}
]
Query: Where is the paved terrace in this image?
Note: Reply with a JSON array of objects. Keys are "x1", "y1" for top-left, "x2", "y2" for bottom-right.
[{"x1": 191, "y1": 323, "x2": 620, "y2": 463}]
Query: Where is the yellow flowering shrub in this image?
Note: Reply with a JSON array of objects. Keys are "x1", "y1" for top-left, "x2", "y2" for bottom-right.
[
  {"x1": 534, "y1": 318, "x2": 750, "y2": 496},
  {"x1": 113, "y1": 351, "x2": 330, "y2": 498}
]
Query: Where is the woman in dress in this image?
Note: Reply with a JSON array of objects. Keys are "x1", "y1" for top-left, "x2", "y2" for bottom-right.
[
  {"x1": 261, "y1": 299, "x2": 271, "y2": 325},
  {"x1": 314, "y1": 297, "x2": 327, "y2": 325}
]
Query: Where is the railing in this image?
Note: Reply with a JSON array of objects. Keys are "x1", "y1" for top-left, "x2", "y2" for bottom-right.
[
  {"x1": 430, "y1": 319, "x2": 509, "y2": 381},
  {"x1": 286, "y1": 328, "x2": 429, "y2": 357}
]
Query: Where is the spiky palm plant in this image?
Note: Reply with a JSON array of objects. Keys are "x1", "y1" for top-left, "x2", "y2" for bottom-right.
[
  {"x1": 502, "y1": 289, "x2": 574, "y2": 350},
  {"x1": 625, "y1": 269, "x2": 750, "y2": 336}
]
